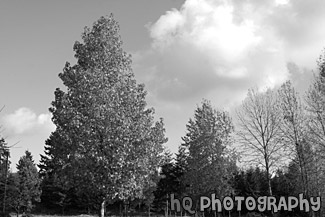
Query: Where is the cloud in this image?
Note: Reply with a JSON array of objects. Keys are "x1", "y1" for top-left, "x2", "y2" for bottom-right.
[
  {"x1": 130, "y1": 0, "x2": 325, "y2": 153},
  {"x1": 133, "y1": 0, "x2": 324, "y2": 109},
  {"x1": 1, "y1": 107, "x2": 55, "y2": 137}
]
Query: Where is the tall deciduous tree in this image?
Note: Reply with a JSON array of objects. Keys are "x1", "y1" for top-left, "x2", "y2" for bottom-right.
[
  {"x1": 306, "y1": 79, "x2": 325, "y2": 146},
  {"x1": 236, "y1": 88, "x2": 286, "y2": 196},
  {"x1": 39, "y1": 14, "x2": 167, "y2": 217},
  {"x1": 16, "y1": 150, "x2": 41, "y2": 216},
  {"x1": 179, "y1": 100, "x2": 236, "y2": 212},
  {"x1": 278, "y1": 80, "x2": 311, "y2": 197},
  {"x1": 305, "y1": 50, "x2": 325, "y2": 217}
]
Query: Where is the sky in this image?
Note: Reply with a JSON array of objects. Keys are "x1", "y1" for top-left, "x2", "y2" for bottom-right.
[{"x1": 0, "y1": 0, "x2": 325, "y2": 171}]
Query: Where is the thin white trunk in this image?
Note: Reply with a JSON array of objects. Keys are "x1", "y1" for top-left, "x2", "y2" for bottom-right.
[
  {"x1": 148, "y1": 204, "x2": 151, "y2": 217},
  {"x1": 101, "y1": 199, "x2": 106, "y2": 217}
]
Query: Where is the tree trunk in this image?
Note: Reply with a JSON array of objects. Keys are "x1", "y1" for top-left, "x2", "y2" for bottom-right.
[
  {"x1": 148, "y1": 204, "x2": 151, "y2": 217},
  {"x1": 265, "y1": 157, "x2": 273, "y2": 196},
  {"x1": 125, "y1": 201, "x2": 127, "y2": 217},
  {"x1": 2, "y1": 153, "x2": 8, "y2": 215},
  {"x1": 166, "y1": 197, "x2": 169, "y2": 217},
  {"x1": 265, "y1": 161, "x2": 274, "y2": 217},
  {"x1": 101, "y1": 199, "x2": 106, "y2": 217}
]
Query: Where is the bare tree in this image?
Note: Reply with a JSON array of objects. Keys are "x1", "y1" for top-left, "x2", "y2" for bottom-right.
[
  {"x1": 0, "y1": 105, "x2": 4, "y2": 134},
  {"x1": 304, "y1": 53, "x2": 325, "y2": 217},
  {"x1": 278, "y1": 80, "x2": 312, "y2": 198},
  {"x1": 236, "y1": 88, "x2": 286, "y2": 196},
  {"x1": 305, "y1": 74, "x2": 325, "y2": 147}
]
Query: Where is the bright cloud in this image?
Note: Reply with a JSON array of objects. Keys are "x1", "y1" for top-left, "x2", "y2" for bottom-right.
[
  {"x1": 2, "y1": 107, "x2": 55, "y2": 137},
  {"x1": 151, "y1": 0, "x2": 261, "y2": 63},
  {"x1": 131, "y1": 0, "x2": 325, "y2": 153},
  {"x1": 134, "y1": 0, "x2": 324, "y2": 108},
  {"x1": 0, "y1": 107, "x2": 55, "y2": 171}
]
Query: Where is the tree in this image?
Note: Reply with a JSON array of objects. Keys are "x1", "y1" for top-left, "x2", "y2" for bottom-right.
[
  {"x1": 39, "y1": 14, "x2": 168, "y2": 217},
  {"x1": 305, "y1": 51, "x2": 325, "y2": 173},
  {"x1": 178, "y1": 100, "x2": 236, "y2": 213},
  {"x1": 305, "y1": 49, "x2": 325, "y2": 146},
  {"x1": 278, "y1": 80, "x2": 311, "y2": 197},
  {"x1": 232, "y1": 167, "x2": 269, "y2": 216},
  {"x1": 305, "y1": 76, "x2": 325, "y2": 147},
  {"x1": 39, "y1": 131, "x2": 79, "y2": 214},
  {"x1": 153, "y1": 160, "x2": 184, "y2": 216},
  {"x1": 236, "y1": 88, "x2": 287, "y2": 196},
  {"x1": 305, "y1": 50, "x2": 325, "y2": 217},
  {"x1": 15, "y1": 150, "x2": 41, "y2": 216},
  {"x1": 6, "y1": 173, "x2": 20, "y2": 217},
  {"x1": 0, "y1": 137, "x2": 10, "y2": 216}
]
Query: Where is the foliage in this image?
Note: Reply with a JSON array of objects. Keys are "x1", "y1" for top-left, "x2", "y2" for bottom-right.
[
  {"x1": 39, "y1": 14, "x2": 168, "y2": 217},
  {"x1": 0, "y1": 137, "x2": 10, "y2": 215},
  {"x1": 152, "y1": 161, "x2": 184, "y2": 214},
  {"x1": 14, "y1": 150, "x2": 42, "y2": 215},
  {"x1": 178, "y1": 99, "x2": 237, "y2": 211}
]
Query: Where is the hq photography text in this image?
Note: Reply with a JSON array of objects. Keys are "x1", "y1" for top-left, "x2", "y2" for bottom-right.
[{"x1": 169, "y1": 193, "x2": 321, "y2": 214}]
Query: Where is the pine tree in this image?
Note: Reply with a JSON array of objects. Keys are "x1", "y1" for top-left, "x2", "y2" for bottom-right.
[
  {"x1": 0, "y1": 138, "x2": 10, "y2": 216},
  {"x1": 16, "y1": 150, "x2": 41, "y2": 216},
  {"x1": 179, "y1": 99, "x2": 236, "y2": 212}
]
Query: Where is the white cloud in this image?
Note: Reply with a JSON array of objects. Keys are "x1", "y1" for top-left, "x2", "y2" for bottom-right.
[
  {"x1": 0, "y1": 107, "x2": 55, "y2": 171},
  {"x1": 150, "y1": 0, "x2": 262, "y2": 63},
  {"x1": 1, "y1": 107, "x2": 55, "y2": 137},
  {"x1": 275, "y1": 0, "x2": 289, "y2": 6},
  {"x1": 131, "y1": 0, "x2": 325, "y2": 153},
  {"x1": 134, "y1": 0, "x2": 325, "y2": 108}
]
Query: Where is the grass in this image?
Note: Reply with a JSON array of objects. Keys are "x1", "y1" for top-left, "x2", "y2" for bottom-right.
[
  {"x1": 10, "y1": 215, "x2": 97, "y2": 217},
  {"x1": 10, "y1": 215, "x2": 160, "y2": 217}
]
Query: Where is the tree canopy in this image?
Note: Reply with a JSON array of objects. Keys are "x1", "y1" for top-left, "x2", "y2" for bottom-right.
[
  {"x1": 178, "y1": 100, "x2": 237, "y2": 212},
  {"x1": 39, "y1": 14, "x2": 168, "y2": 217}
]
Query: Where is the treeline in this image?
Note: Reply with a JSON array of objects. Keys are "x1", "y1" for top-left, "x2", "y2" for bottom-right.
[
  {"x1": 1, "y1": 14, "x2": 325, "y2": 217},
  {"x1": 0, "y1": 143, "x2": 41, "y2": 217}
]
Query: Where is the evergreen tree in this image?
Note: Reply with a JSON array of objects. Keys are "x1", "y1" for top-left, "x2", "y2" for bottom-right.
[
  {"x1": 15, "y1": 150, "x2": 41, "y2": 216},
  {"x1": 0, "y1": 138, "x2": 10, "y2": 216},
  {"x1": 179, "y1": 99, "x2": 236, "y2": 212},
  {"x1": 153, "y1": 161, "x2": 184, "y2": 215}
]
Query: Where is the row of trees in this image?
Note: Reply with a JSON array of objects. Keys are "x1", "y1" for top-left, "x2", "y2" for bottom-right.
[
  {"x1": 236, "y1": 66, "x2": 325, "y2": 210},
  {"x1": 0, "y1": 140, "x2": 41, "y2": 217},
  {"x1": 152, "y1": 68, "x2": 325, "y2": 217},
  {"x1": 1, "y1": 14, "x2": 325, "y2": 217},
  {"x1": 1, "y1": 105, "x2": 42, "y2": 216}
]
